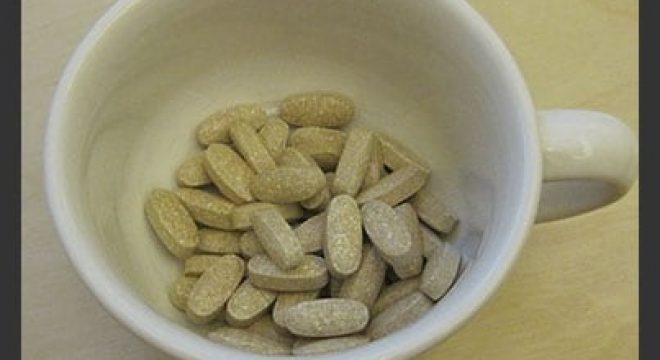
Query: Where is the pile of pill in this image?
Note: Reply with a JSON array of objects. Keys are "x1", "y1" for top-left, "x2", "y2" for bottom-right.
[{"x1": 145, "y1": 91, "x2": 459, "y2": 356}]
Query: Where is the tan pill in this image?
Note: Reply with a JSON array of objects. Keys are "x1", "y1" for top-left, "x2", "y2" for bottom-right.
[
  {"x1": 411, "y1": 187, "x2": 458, "y2": 234},
  {"x1": 277, "y1": 147, "x2": 318, "y2": 168},
  {"x1": 226, "y1": 280, "x2": 277, "y2": 327},
  {"x1": 289, "y1": 127, "x2": 346, "y2": 170},
  {"x1": 356, "y1": 165, "x2": 429, "y2": 206},
  {"x1": 183, "y1": 255, "x2": 223, "y2": 276},
  {"x1": 187, "y1": 255, "x2": 244, "y2": 324},
  {"x1": 251, "y1": 208, "x2": 304, "y2": 270},
  {"x1": 292, "y1": 335, "x2": 370, "y2": 355},
  {"x1": 366, "y1": 291, "x2": 433, "y2": 340},
  {"x1": 208, "y1": 327, "x2": 291, "y2": 355},
  {"x1": 231, "y1": 202, "x2": 304, "y2": 230},
  {"x1": 293, "y1": 213, "x2": 326, "y2": 253},
  {"x1": 168, "y1": 276, "x2": 197, "y2": 311},
  {"x1": 273, "y1": 290, "x2": 321, "y2": 328},
  {"x1": 248, "y1": 255, "x2": 328, "y2": 292},
  {"x1": 239, "y1": 231, "x2": 265, "y2": 258},
  {"x1": 362, "y1": 140, "x2": 384, "y2": 190},
  {"x1": 197, "y1": 229, "x2": 241, "y2": 254},
  {"x1": 280, "y1": 92, "x2": 355, "y2": 128},
  {"x1": 144, "y1": 189, "x2": 198, "y2": 259},
  {"x1": 247, "y1": 315, "x2": 295, "y2": 346},
  {"x1": 420, "y1": 225, "x2": 444, "y2": 258},
  {"x1": 301, "y1": 172, "x2": 334, "y2": 211},
  {"x1": 175, "y1": 153, "x2": 211, "y2": 187},
  {"x1": 258, "y1": 118, "x2": 290, "y2": 159},
  {"x1": 175, "y1": 188, "x2": 234, "y2": 230},
  {"x1": 392, "y1": 203, "x2": 424, "y2": 279},
  {"x1": 284, "y1": 298, "x2": 369, "y2": 337},
  {"x1": 196, "y1": 104, "x2": 267, "y2": 146},
  {"x1": 361, "y1": 200, "x2": 412, "y2": 265},
  {"x1": 325, "y1": 195, "x2": 363, "y2": 278},
  {"x1": 372, "y1": 277, "x2": 421, "y2": 316},
  {"x1": 376, "y1": 132, "x2": 431, "y2": 173},
  {"x1": 250, "y1": 167, "x2": 326, "y2": 203},
  {"x1": 203, "y1": 144, "x2": 255, "y2": 204},
  {"x1": 229, "y1": 120, "x2": 277, "y2": 174},
  {"x1": 338, "y1": 243, "x2": 387, "y2": 310},
  {"x1": 333, "y1": 127, "x2": 374, "y2": 196},
  {"x1": 420, "y1": 242, "x2": 461, "y2": 300}
]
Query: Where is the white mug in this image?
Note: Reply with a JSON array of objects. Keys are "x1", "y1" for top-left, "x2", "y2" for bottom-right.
[{"x1": 44, "y1": 0, "x2": 638, "y2": 359}]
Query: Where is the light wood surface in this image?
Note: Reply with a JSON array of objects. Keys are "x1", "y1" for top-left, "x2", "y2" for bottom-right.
[{"x1": 22, "y1": 1, "x2": 638, "y2": 359}]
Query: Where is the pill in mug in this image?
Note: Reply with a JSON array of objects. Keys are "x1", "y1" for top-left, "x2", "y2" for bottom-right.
[
  {"x1": 196, "y1": 104, "x2": 267, "y2": 146},
  {"x1": 283, "y1": 298, "x2": 369, "y2": 337},
  {"x1": 280, "y1": 92, "x2": 355, "y2": 128},
  {"x1": 175, "y1": 188, "x2": 235, "y2": 230},
  {"x1": 248, "y1": 255, "x2": 328, "y2": 292},
  {"x1": 175, "y1": 153, "x2": 211, "y2": 187},
  {"x1": 186, "y1": 255, "x2": 244, "y2": 324},
  {"x1": 203, "y1": 144, "x2": 256, "y2": 204},
  {"x1": 144, "y1": 189, "x2": 199, "y2": 259},
  {"x1": 289, "y1": 127, "x2": 346, "y2": 171}
]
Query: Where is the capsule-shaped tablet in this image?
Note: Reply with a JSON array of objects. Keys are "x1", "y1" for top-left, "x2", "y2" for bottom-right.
[
  {"x1": 251, "y1": 208, "x2": 304, "y2": 270},
  {"x1": 277, "y1": 147, "x2": 318, "y2": 168},
  {"x1": 247, "y1": 315, "x2": 295, "y2": 346},
  {"x1": 239, "y1": 231, "x2": 265, "y2": 258},
  {"x1": 272, "y1": 290, "x2": 321, "y2": 328},
  {"x1": 411, "y1": 187, "x2": 458, "y2": 234},
  {"x1": 372, "y1": 277, "x2": 421, "y2": 316},
  {"x1": 250, "y1": 167, "x2": 326, "y2": 203},
  {"x1": 176, "y1": 153, "x2": 211, "y2": 187},
  {"x1": 289, "y1": 127, "x2": 346, "y2": 170},
  {"x1": 362, "y1": 140, "x2": 384, "y2": 190},
  {"x1": 187, "y1": 255, "x2": 244, "y2": 324},
  {"x1": 203, "y1": 144, "x2": 255, "y2": 204},
  {"x1": 333, "y1": 128, "x2": 374, "y2": 196},
  {"x1": 168, "y1": 276, "x2": 197, "y2": 311},
  {"x1": 361, "y1": 201, "x2": 412, "y2": 266},
  {"x1": 280, "y1": 92, "x2": 355, "y2": 128},
  {"x1": 175, "y1": 188, "x2": 235, "y2": 230},
  {"x1": 231, "y1": 202, "x2": 304, "y2": 230},
  {"x1": 292, "y1": 335, "x2": 370, "y2": 355},
  {"x1": 229, "y1": 120, "x2": 277, "y2": 174},
  {"x1": 196, "y1": 104, "x2": 267, "y2": 146},
  {"x1": 144, "y1": 189, "x2": 198, "y2": 259},
  {"x1": 284, "y1": 299, "x2": 369, "y2": 337},
  {"x1": 366, "y1": 291, "x2": 433, "y2": 340},
  {"x1": 392, "y1": 203, "x2": 424, "y2": 279},
  {"x1": 226, "y1": 280, "x2": 277, "y2": 327},
  {"x1": 337, "y1": 243, "x2": 387, "y2": 310},
  {"x1": 420, "y1": 242, "x2": 460, "y2": 300},
  {"x1": 248, "y1": 255, "x2": 328, "y2": 292},
  {"x1": 208, "y1": 327, "x2": 291, "y2": 355},
  {"x1": 258, "y1": 118, "x2": 290, "y2": 160},
  {"x1": 356, "y1": 165, "x2": 429, "y2": 206},
  {"x1": 183, "y1": 255, "x2": 223, "y2": 276},
  {"x1": 197, "y1": 229, "x2": 241, "y2": 254},
  {"x1": 293, "y1": 213, "x2": 326, "y2": 253},
  {"x1": 324, "y1": 195, "x2": 363, "y2": 278},
  {"x1": 419, "y1": 225, "x2": 444, "y2": 258},
  {"x1": 376, "y1": 132, "x2": 431, "y2": 173}
]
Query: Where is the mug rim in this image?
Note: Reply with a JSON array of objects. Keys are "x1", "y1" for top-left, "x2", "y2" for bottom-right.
[{"x1": 43, "y1": 0, "x2": 542, "y2": 359}]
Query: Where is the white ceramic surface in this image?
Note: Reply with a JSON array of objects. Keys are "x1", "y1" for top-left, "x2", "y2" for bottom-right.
[{"x1": 43, "y1": 1, "x2": 638, "y2": 359}]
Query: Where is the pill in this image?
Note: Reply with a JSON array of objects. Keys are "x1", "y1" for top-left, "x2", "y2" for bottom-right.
[
  {"x1": 250, "y1": 167, "x2": 326, "y2": 203},
  {"x1": 361, "y1": 200, "x2": 412, "y2": 266},
  {"x1": 366, "y1": 291, "x2": 433, "y2": 340},
  {"x1": 187, "y1": 255, "x2": 244, "y2": 324},
  {"x1": 333, "y1": 128, "x2": 374, "y2": 196},
  {"x1": 251, "y1": 208, "x2": 304, "y2": 270},
  {"x1": 239, "y1": 231, "x2": 265, "y2": 258},
  {"x1": 277, "y1": 147, "x2": 318, "y2": 168},
  {"x1": 176, "y1": 153, "x2": 211, "y2": 187},
  {"x1": 289, "y1": 127, "x2": 346, "y2": 170},
  {"x1": 362, "y1": 140, "x2": 384, "y2": 190},
  {"x1": 258, "y1": 118, "x2": 290, "y2": 159},
  {"x1": 229, "y1": 120, "x2": 277, "y2": 174},
  {"x1": 283, "y1": 298, "x2": 369, "y2": 337},
  {"x1": 196, "y1": 104, "x2": 267, "y2": 146},
  {"x1": 231, "y1": 202, "x2": 304, "y2": 230},
  {"x1": 175, "y1": 188, "x2": 235, "y2": 230},
  {"x1": 292, "y1": 335, "x2": 370, "y2": 355},
  {"x1": 273, "y1": 290, "x2": 321, "y2": 328},
  {"x1": 419, "y1": 225, "x2": 444, "y2": 258},
  {"x1": 144, "y1": 189, "x2": 198, "y2": 259},
  {"x1": 392, "y1": 204, "x2": 424, "y2": 279},
  {"x1": 324, "y1": 195, "x2": 363, "y2": 278},
  {"x1": 419, "y1": 242, "x2": 460, "y2": 300},
  {"x1": 372, "y1": 277, "x2": 421, "y2": 316},
  {"x1": 411, "y1": 187, "x2": 458, "y2": 234},
  {"x1": 248, "y1": 255, "x2": 328, "y2": 292},
  {"x1": 183, "y1": 254, "x2": 223, "y2": 276},
  {"x1": 376, "y1": 132, "x2": 431, "y2": 173},
  {"x1": 208, "y1": 327, "x2": 291, "y2": 355},
  {"x1": 329, "y1": 276, "x2": 343, "y2": 297},
  {"x1": 300, "y1": 172, "x2": 333, "y2": 211},
  {"x1": 247, "y1": 315, "x2": 295, "y2": 346},
  {"x1": 356, "y1": 165, "x2": 429, "y2": 206},
  {"x1": 280, "y1": 92, "x2": 355, "y2": 128},
  {"x1": 337, "y1": 243, "x2": 387, "y2": 310},
  {"x1": 226, "y1": 280, "x2": 277, "y2": 327},
  {"x1": 168, "y1": 276, "x2": 197, "y2": 311},
  {"x1": 293, "y1": 213, "x2": 326, "y2": 253},
  {"x1": 203, "y1": 144, "x2": 255, "y2": 204},
  {"x1": 197, "y1": 229, "x2": 241, "y2": 254}
]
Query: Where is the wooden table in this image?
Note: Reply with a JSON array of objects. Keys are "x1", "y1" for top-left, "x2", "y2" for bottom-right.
[{"x1": 22, "y1": 1, "x2": 638, "y2": 358}]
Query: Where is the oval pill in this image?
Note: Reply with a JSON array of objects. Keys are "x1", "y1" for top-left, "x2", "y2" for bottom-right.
[
  {"x1": 176, "y1": 153, "x2": 211, "y2": 187},
  {"x1": 186, "y1": 255, "x2": 244, "y2": 324},
  {"x1": 280, "y1": 92, "x2": 355, "y2": 128},
  {"x1": 361, "y1": 200, "x2": 412, "y2": 262},
  {"x1": 226, "y1": 280, "x2": 277, "y2": 327},
  {"x1": 239, "y1": 231, "x2": 265, "y2": 258},
  {"x1": 420, "y1": 242, "x2": 461, "y2": 300},
  {"x1": 168, "y1": 276, "x2": 197, "y2": 311},
  {"x1": 376, "y1": 132, "x2": 431, "y2": 173},
  {"x1": 258, "y1": 118, "x2": 290, "y2": 159},
  {"x1": 356, "y1": 165, "x2": 429, "y2": 206},
  {"x1": 231, "y1": 202, "x2": 304, "y2": 230},
  {"x1": 248, "y1": 255, "x2": 328, "y2": 292},
  {"x1": 203, "y1": 144, "x2": 255, "y2": 204},
  {"x1": 411, "y1": 186, "x2": 458, "y2": 234},
  {"x1": 175, "y1": 188, "x2": 235, "y2": 230},
  {"x1": 289, "y1": 127, "x2": 346, "y2": 170},
  {"x1": 183, "y1": 255, "x2": 223, "y2": 276},
  {"x1": 338, "y1": 243, "x2": 387, "y2": 310},
  {"x1": 229, "y1": 120, "x2": 277, "y2": 174},
  {"x1": 366, "y1": 291, "x2": 433, "y2": 340},
  {"x1": 372, "y1": 277, "x2": 421, "y2": 316},
  {"x1": 273, "y1": 290, "x2": 321, "y2": 328},
  {"x1": 324, "y1": 195, "x2": 363, "y2": 278},
  {"x1": 251, "y1": 208, "x2": 304, "y2": 270},
  {"x1": 293, "y1": 213, "x2": 326, "y2": 253},
  {"x1": 196, "y1": 104, "x2": 267, "y2": 146},
  {"x1": 144, "y1": 189, "x2": 198, "y2": 259},
  {"x1": 283, "y1": 298, "x2": 369, "y2": 337},
  {"x1": 250, "y1": 167, "x2": 326, "y2": 203},
  {"x1": 392, "y1": 203, "x2": 424, "y2": 279},
  {"x1": 333, "y1": 127, "x2": 374, "y2": 196},
  {"x1": 197, "y1": 229, "x2": 241, "y2": 254}
]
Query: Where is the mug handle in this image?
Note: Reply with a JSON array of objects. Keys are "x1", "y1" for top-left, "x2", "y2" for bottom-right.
[{"x1": 535, "y1": 109, "x2": 638, "y2": 223}]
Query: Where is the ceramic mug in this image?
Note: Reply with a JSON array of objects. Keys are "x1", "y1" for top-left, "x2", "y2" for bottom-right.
[{"x1": 44, "y1": 0, "x2": 638, "y2": 359}]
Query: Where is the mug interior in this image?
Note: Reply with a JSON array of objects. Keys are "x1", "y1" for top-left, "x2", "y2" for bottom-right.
[{"x1": 46, "y1": 0, "x2": 540, "y2": 358}]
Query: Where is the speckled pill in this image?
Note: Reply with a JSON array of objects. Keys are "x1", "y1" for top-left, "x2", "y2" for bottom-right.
[
  {"x1": 196, "y1": 104, "x2": 267, "y2": 146},
  {"x1": 226, "y1": 280, "x2": 277, "y2": 327},
  {"x1": 362, "y1": 139, "x2": 384, "y2": 190},
  {"x1": 229, "y1": 120, "x2": 277, "y2": 174},
  {"x1": 145, "y1": 189, "x2": 198, "y2": 259},
  {"x1": 366, "y1": 291, "x2": 433, "y2": 340},
  {"x1": 168, "y1": 276, "x2": 197, "y2": 311},
  {"x1": 376, "y1": 132, "x2": 431, "y2": 173},
  {"x1": 283, "y1": 298, "x2": 369, "y2": 337},
  {"x1": 325, "y1": 195, "x2": 363, "y2": 278},
  {"x1": 197, "y1": 229, "x2": 241, "y2": 254},
  {"x1": 175, "y1": 188, "x2": 235, "y2": 230},
  {"x1": 231, "y1": 202, "x2": 304, "y2": 230},
  {"x1": 187, "y1": 255, "x2": 244, "y2": 324},
  {"x1": 247, "y1": 315, "x2": 295, "y2": 346},
  {"x1": 361, "y1": 200, "x2": 412, "y2": 265},
  {"x1": 208, "y1": 327, "x2": 291, "y2": 355},
  {"x1": 411, "y1": 187, "x2": 458, "y2": 234},
  {"x1": 248, "y1": 255, "x2": 328, "y2": 292},
  {"x1": 420, "y1": 242, "x2": 461, "y2": 300},
  {"x1": 392, "y1": 204, "x2": 424, "y2": 279},
  {"x1": 419, "y1": 225, "x2": 444, "y2": 258},
  {"x1": 176, "y1": 153, "x2": 211, "y2": 187},
  {"x1": 239, "y1": 231, "x2": 265, "y2": 258},
  {"x1": 289, "y1": 127, "x2": 346, "y2": 170},
  {"x1": 338, "y1": 243, "x2": 387, "y2": 310},
  {"x1": 300, "y1": 172, "x2": 334, "y2": 212},
  {"x1": 203, "y1": 144, "x2": 255, "y2": 204},
  {"x1": 280, "y1": 92, "x2": 355, "y2": 128},
  {"x1": 258, "y1": 118, "x2": 290, "y2": 159},
  {"x1": 293, "y1": 212, "x2": 326, "y2": 253},
  {"x1": 251, "y1": 208, "x2": 304, "y2": 270},
  {"x1": 273, "y1": 290, "x2": 321, "y2": 328},
  {"x1": 372, "y1": 277, "x2": 421, "y2": 316},
  {"x1": 277, "y1": 147, "x2": 318, "y2": 168},
  {"x1": 333, "y1": 128, "x2": 374, "y2": 196},
  {"x1": 250, "y1": 167, "x2": 326, "y2": 203},
  {"x1": 292, "y1": 336, "x2": 370, "y2": 356},
  {"x1": 356, "y1": 165, "x2": 429, "y2": 206},
  {"x1": 183, "y1": 255, "x2": 223, "y2": 276}
]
